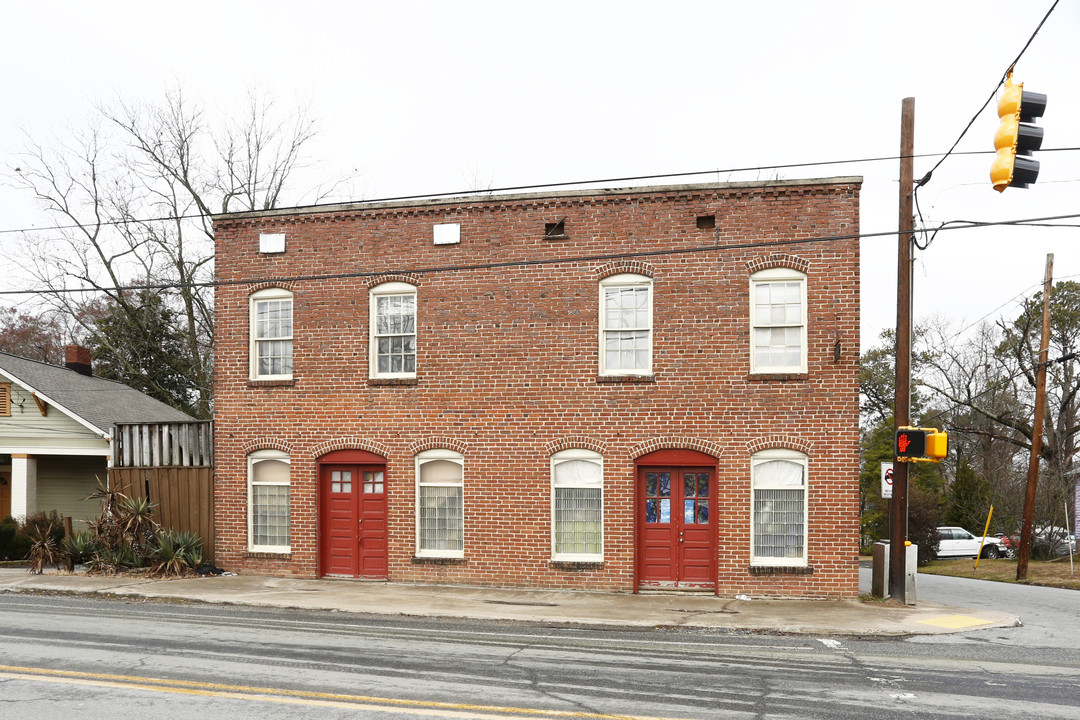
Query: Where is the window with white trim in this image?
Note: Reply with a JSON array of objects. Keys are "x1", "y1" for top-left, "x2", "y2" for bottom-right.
[
  {"x1": 599, "y1": 273, "x2": 652, "y2": 375},
  {"x1": 248, "y1": 450, "x2": 290, "y2": 552},
  {"x1": 551, "y1": 449, "x2": 604, "y2": 561},
  {"x1": 750, "y1": 268, "x2": 807, "y2": 374},
  {"x1": 250, "y1": 288, "x2": 293, "y2": 380},
  {"x1": 416, "y1": 449, "x2": 464, "y2": 557},
  {"x1": 750, "y1": 449, "x2": 808, "y2": 566},
  {"x1": 370, "y1": 282, "x2": 417, "y2": 378}
]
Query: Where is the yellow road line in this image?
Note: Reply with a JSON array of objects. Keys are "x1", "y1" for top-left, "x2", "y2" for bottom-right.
[{"x1": 0, "y1": 665, "x2": 680, "y2": 720}]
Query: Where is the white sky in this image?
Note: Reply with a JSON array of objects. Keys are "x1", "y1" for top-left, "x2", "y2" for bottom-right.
[{"x1": 1, "y1": 0, "x2": 1077, "y2": 352}]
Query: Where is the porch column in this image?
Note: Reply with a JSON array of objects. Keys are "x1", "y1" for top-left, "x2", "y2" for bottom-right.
[{"x1": 10, "y1": 453, "x2": 37, "y2": 520}]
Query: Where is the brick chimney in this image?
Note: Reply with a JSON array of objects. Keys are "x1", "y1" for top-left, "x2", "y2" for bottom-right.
[{"x1": 64, "y1": 345, "x2": 93, "y2": 376}]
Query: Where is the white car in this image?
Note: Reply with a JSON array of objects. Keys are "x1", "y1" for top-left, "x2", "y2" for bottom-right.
[{"x1": 936, "y1": 526, "x2": 1006, "y2": 559}]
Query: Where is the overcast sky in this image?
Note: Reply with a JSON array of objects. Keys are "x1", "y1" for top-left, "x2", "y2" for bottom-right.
[{"x1": 1, "y1": 1, "x2": 1077, "y2": 352}]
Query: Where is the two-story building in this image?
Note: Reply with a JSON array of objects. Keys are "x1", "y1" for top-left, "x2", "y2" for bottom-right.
[{"x1": 211, "y1": 178, "x2": 861, "y2": 597}]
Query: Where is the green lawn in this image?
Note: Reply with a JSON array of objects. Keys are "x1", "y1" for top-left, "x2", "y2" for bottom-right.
[{"x1": 919, "y1": 556, "x2": 1080, "y2": 590}]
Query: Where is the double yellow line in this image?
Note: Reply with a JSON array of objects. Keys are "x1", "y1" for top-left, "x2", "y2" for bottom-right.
[{"x1": 0, "y1": 665, "x2": 678, "y2": 720}]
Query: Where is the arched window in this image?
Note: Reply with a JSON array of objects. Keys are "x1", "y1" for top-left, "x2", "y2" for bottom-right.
[
  {"x1": 599, "y1": 273, "x2": 652, "y2": 375},
  {"x1": 248, "y1": 449, "x2": 290, "y2": 552},
  {"x1": 370, "y1": 282, "x2": 417, "y2": 379},
  {"x1": 250, "y1": 288, "x2": 293, "y2": 380},
  {"x1": 750, "y1": 268, "x2": 807, "y2": 374},
  {"x1": 750, "y1": 449, "x2": 808, "y2": 566},
  {"x1": 551, "y1": 449, "x2": 604, "y2": 561},
  {"x1": 415, "y1": 449, "x2": 464, "y2": 557}
]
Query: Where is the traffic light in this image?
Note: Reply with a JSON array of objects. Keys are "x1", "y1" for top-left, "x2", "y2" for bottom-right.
[
  {"x1": 895, "y1": 427, "x2": 948, "y2": 462},
  {"x1": 991, "y1": 74, "x2": 1046, "y2": 192}
]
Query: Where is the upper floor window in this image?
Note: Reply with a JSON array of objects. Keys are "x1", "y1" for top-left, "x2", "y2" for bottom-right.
[
  {"x1": 551, "y1": 449, "x2": 604, "y2": 561},
  {"x1": 250, "y1": 288, "x2": 293, "y2": 380},
  {"x1": 750, "y1": 449, "x2": 808, "y2": 566},
  {"x1": 370, "y1": 282, "x2": 417, "y2": 379},
  {"x1": 248, "y1": 449, "x2": 291, "y2": 552},
  {"x1": 415, "y1": 449, "x2": 464, "y2": 558},
  {"x1": 599, "y1": 274, "x2": 652, "y2": 376},
  {"x1": 750, "y1": 268, "x2": 807, "y2": 374}
]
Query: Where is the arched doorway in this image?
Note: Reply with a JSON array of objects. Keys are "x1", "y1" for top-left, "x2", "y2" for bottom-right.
[
  {"x1": 318, "y1": 450, "x2": 388, "y2": 579},
  {"x1": 635, "y1": 448, "x2": 718, "y2": 590}
]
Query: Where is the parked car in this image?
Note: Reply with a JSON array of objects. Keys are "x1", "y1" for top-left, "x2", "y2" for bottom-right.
[
  {"x1": 1035, "y1": 526, "x2": 1076, "y2": 558},
  {"x1": 999, "y1": 528, "x2": 1075, "y2": 559},
  {"x1": 935, "y1": 526, "x2": 1006, "y2": 559}
]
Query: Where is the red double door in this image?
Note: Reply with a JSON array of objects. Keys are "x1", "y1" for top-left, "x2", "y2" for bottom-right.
[
  {"x1": 319, "y1": 456, "x2": 388, "y2": 579},
  {"x1": 637, "y1": 451, "x2": 717, "y2": 589}
]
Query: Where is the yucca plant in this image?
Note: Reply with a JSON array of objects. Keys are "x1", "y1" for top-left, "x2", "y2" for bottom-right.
[
  {"x1": 62, "y1": 531, "x2": 99, "y2": 565},
  {"x1": 150, "y1": 530, "x2": 185, "y2": 576},
  {"x1": 118, "y1": 495, "x2": 159, "y2": 546},
  {"x1": 25, "y1": 518, "x2": 64, "y2": 574}
]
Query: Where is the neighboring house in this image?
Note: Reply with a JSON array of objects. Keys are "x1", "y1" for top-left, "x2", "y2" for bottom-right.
[
  {"x1": 0, "y1": 346, "x2": 194, "y2": 526},
  {"x1": 212, "y1": 178, "x2": 862, "y2": 597}
]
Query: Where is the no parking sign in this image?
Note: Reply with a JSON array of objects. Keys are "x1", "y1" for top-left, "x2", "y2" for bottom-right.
[{"x1": 881, "y1": 462, "x2": 894, "y2": 499}]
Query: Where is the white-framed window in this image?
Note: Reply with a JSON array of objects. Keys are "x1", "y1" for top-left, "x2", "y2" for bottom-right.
[
  {"x1": 415, "y1": 449, "x2": 464, "y2": 558},
  {"x1": 248, "y1": 449, "x2": 290, "y2": 553},
  {"x1": 750, "y1": 449, "x2": 808, "y2": 566},
  {"x1": 750, "y1": 268, "x2": 807, "y2": 374},
  {"x1": 599, "y1": 273, "x2": 652, "y2": 375},
  {"x1": 551, "y1": 449, "x2": 604, "y2": 562},
  {"x1": 370, "y1": 282, "x2": 417, "y2": 379},
  {"x1": 250, "y1": 288, "x2": 293, "y2": 380}
]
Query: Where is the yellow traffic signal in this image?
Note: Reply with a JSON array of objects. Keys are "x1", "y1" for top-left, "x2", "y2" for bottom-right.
[
  {"x1": 991, "y1": 74, "x2": 1046, "y2": 192},
  {"x1": 925, "y1": 430, "x2": 948, "y2": 460}
]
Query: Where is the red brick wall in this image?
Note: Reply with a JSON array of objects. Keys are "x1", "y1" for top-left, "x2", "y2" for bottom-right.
[{"x1": 213, "y1": 179, "x2": 861, "y2": 598}]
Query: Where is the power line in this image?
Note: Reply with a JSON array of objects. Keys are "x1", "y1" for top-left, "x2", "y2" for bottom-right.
[
  {"x1": 4, "y1": 146, "x2": 1078, "y2": 238},
  {"x1": 4, "y1": 211, "x2": 1080, "y2": 298},
  {"x1": 916, "y1": 0, "x2": 1060, "y2": 187}
]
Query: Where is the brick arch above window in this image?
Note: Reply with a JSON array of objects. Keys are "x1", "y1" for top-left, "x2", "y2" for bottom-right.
[
  {"x1": 594, "y1": 260, "x2": 656, "y2": 281},
  {"x1": 247, "y1": 281, "x2": 295, "y2": 295},
  {"x1": 366, "y1": 272, "x2": 422, "y2": 289},
  {"x1": 629, "y1": 436, "x2": 725, "y2": 460},
  {"x1": 242, "y1": 437, "x2": 293, "y2": 456},
  {"x1": 407, "y1": 436, "x2": 469, "y2": 455},
  {"x1": 544, "y1": 436, "x2": 607, "y2": 456},
  {"x1": 745, "y1": 253, "x2": 810, "y2": 276},
  {"x1": 746, "y1": 435, "x2": 812, "y2": 455},
  {"x1": 309, "y1": 437, "x2": 393, "y2": 461}
]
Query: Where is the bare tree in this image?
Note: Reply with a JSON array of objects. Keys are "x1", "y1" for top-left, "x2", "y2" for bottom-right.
[
  {"x1": 7, "y1": 85, "x2": 345, "y2": 417},
  {"x1": 921, "y1": 284, "x2": 1080, "y2": 535}
]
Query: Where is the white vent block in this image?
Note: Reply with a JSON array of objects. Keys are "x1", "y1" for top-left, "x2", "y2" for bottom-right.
[
  {"x1": 259, "y1": 232, "x2": 286, "y2": 254},
  {"x1": 433, "y1": 223, "x2": 460, "y2": 245}
]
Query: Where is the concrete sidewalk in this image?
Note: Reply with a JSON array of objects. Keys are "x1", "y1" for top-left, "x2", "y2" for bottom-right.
[{"x1": 0, "y1": 567, "x2": 1019, "y2": 636}]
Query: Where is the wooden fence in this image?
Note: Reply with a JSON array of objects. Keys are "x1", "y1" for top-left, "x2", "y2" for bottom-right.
[
  {"x1": 108, "y1": 421, "x2": 215, "y2": 562},
  {"x1": 111, "y1": 421, "x2": 213, "y2": 468}
]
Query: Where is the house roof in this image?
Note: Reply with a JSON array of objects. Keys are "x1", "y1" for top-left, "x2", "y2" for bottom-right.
[{"x1": 0, "y1": 351, "x2": 194, "y2": 436}]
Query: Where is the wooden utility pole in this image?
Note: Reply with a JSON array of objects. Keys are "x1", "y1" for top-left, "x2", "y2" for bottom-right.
[
  {"x1": 891, "y1": 97, "x2": 915, "y2": 604},
  {"x1": 1017, "y1": 254, "x2": 1054, "y2": 581}
]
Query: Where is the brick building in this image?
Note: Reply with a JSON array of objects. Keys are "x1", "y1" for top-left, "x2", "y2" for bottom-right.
[{"x1": 211, "y1": 178, "x2": 861, "y2": 597}]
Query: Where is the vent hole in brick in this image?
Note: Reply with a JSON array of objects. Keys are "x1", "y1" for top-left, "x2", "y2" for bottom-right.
[
  {"x1": 696, "y1": 215, "x2": 716, "y2": 230},
  {"x1": 544, "y1": 219, "x2": 567, "y2": 239}
]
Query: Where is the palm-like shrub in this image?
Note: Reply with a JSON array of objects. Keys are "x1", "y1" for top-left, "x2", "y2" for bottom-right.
[
  {"x1": 150, "y1": 530, "x2": 203, "y2": 575},
  {"x1": 26, "y1": 516, "x2": 65, "y2": 574},
  {"x1": 61, "y1": 531, "x2": 99, "y2": 564},
  {"x1": 75, "y1": 479, "x2": 203, "y2": 577}
]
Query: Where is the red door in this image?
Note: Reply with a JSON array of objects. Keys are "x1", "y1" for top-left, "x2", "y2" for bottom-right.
[
  {"x1": 638, "y1": 465, "x2": 716, "y2": 589},
  {"x1": 319, "y1": 464, "x2": 388, "y2": 578}
]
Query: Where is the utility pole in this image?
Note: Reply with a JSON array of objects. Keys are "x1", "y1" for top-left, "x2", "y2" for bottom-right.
[
  {"x1": 891, "y1": 97, "x2": 915, "y2": 604},
  {"x1": 1017, "y1": 254, "x2": 1054, "y2": 581}
]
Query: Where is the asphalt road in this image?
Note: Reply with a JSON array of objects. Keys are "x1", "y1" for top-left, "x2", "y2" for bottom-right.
[{"x1": 2, "y1": 580, "x2": 1078, "y2": 720}]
